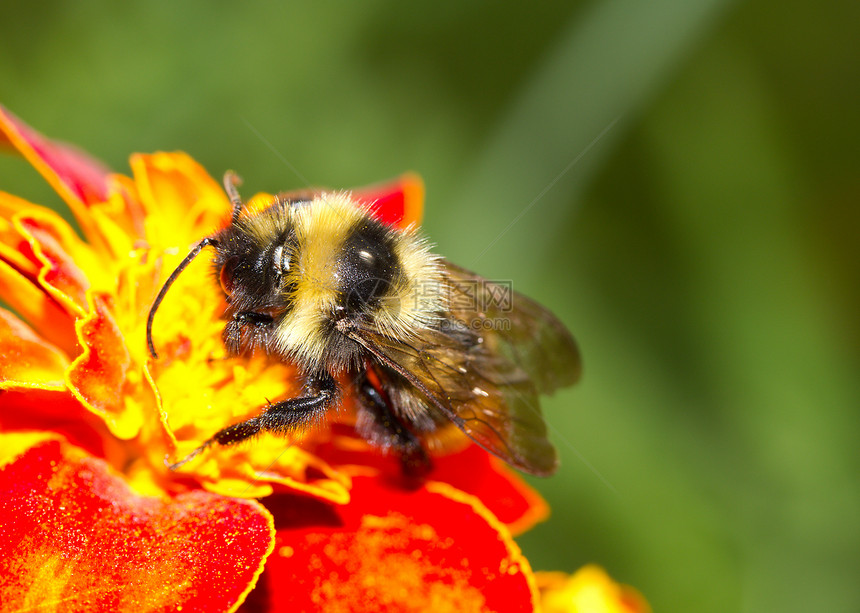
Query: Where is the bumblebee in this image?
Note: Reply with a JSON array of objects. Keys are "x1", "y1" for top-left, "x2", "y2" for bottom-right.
[{"x1": 147, "y1": 173, "x2": 580, "y2": 476}]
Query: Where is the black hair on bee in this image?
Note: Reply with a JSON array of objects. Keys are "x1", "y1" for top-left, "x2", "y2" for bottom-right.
[{"x1": 147, "y1": 173, "x2": 580, "y2": 478}]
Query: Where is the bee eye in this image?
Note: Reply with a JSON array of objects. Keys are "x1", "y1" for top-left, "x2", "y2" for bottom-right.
[{"x1": 219, "y1": 258, "x2": 237, "y2": 295}]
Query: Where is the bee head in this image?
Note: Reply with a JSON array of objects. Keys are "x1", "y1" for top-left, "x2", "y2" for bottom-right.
[
  {"x1": 147, "y1": 184, "x2": 443, "y2": 370},
  {"x1": 214, "y1": 220, "x2": 294, "y2": 317}
]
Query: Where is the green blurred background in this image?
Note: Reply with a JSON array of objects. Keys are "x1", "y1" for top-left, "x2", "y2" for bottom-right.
[{"x1": 1, "y1": 1, "x2": 858, "y2": 611}]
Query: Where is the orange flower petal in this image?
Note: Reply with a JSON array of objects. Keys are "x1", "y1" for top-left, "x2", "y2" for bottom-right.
[
  {"x1": 0, "y1": 192, "x2": 45, "y2": 276},
  {"x1": 88, "y1": 188, "x2": 145, "y2": 257},
  {"x1": 93, "y1": 174, "x2": 150, "y2": 246},
  {"x1": 0, "y1": 307, "x2": 68, "y2": 390},
  {"x1": 66, "y1": 293, "x2": 140, "y2": 440},
  {"x1": 0, "y1": 194, "x2": 85, "y2": 343},
  {"x1": 353, "y1": 172, "x2": 425, "y2": 229},
  {"x1": 0, "y1": 105, "x2": 111, "y2": 247},
  {"x1": 0, "y1": 435, "x2": 274, "y2": 613},
  {"x1": 131, "y1": 152, "x2": 231, "y2": 251},
  {"x1": 0, "y1": 257, "x2": 78, "y2": 355},
  {"x1": 253, "y1": 477, "x2": 538, "y2": 612},
  {"x1": 196, "y1": 439, "x2": 353, "y2": 505},
  {"x1": 13, "y1": 210, "x2": 103, "y2": 316}
]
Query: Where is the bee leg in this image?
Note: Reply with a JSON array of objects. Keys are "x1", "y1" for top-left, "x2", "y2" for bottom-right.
[
  {"x1": 167, "y1": 372, "x2": 338, "y2": 470},
  {"x1": 223, "y1": 310, "x2": 274, "y2": 355},
  {"x1": 355, "y1": 377, "x2": 432, "y2": 482}
]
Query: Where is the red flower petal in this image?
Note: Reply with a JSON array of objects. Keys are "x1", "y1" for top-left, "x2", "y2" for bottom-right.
[
  {"x1": 0, "y1": 105, "x2": 111, "y2": 208},
  {"x1": 252, "y1": 477, "x2": 538, "y2": 612},
  {"x1": 315, "y1": 433, "x2": 549, "y2": 535},
  {"x1": 0, "y1": 436, "x2": 274, "y2": 613},
  {"x1": 353, "y1": 173, "x2": 425, "y2": 229},
  {"x1": 0, "y1": 389, "x2": 108, "y2": 460},
  {"x1": 432, "y1": 446, "x2": 550, "y2": 536}
]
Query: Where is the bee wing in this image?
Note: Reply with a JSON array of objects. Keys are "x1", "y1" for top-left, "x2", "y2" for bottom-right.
[
  {"x1": 442, "y1": 261, "x2": 581, "y2": 393},
  {"x1": 347, "y1": 263, "x2": 580, "y2": 476}
]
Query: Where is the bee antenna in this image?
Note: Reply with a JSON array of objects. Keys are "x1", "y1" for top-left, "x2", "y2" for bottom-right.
[
  {"x1": 223, "y1": 171, "x2": 244, "y2": 222},
  {"x1": 147, "y1": 237, "x2": 220, "y2": 359}
]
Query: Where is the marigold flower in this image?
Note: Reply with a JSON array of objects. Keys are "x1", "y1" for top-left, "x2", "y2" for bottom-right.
[
  {"x1": 0, "y1": 105, "x2": 648, "y2": 612},
  {"x1": 536, "y1": 566, "x2": 651, "y2": 613}
]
